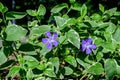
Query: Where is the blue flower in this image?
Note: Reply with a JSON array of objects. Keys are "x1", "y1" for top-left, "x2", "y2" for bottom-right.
[
  {"x1": 42, "y1": 32, "x2": 58, "y2": 50},
  {"x1": 81, "y1": 38, "x2": 96, "y2": 54}
]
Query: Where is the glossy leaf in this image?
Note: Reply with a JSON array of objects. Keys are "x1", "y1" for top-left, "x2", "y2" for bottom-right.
[
  {"x1": 26, "y1": 9, "x2": 37, "y2": 16},
  {"x1": 7, "y1": 66, "x2": 21, "y2": 78},
  {"x1": 26, "y1": 68, "x2": 34, "y2": 80},
  {"x1": 37, "y1": 4, "x2": 46, "y2": 16},
  {"x1": 0, "y1": 48, "x2": 7, "y2": 65},
  {"x1": 19, "y1": 43, "x2": 37, "y2": 55},
  {"x1": 87, "y1": 63, "x2": 104, "y2": 75},
  {"x1": 113, "y1": 26, "x2": 120, "y2": 43},
  {"x1": 76, "y1": 58, "x2": 90, "y2": 69},
  {"x1": 64, "y1": 67, "x2": 73, "y2": 75},
  {"x1": 105, "y1": 59, "x2": 117, "y2": 80},
  {"x1": 6, "y1": 11, "x2": 26, "y2": 20},
  {"x1": 80, "y1": 4, "x2": 87, "y2": 18},
  {"x1": 44, "y1": 68, "x2": 56, "y2": 77},
  {"x1": 49, "y1": 57, "x2": 59, "y2": 73},
  {"x1": 71, "y1": 3, "x2": 81, "y2": 11},
  {"x1": 51, "y1": 3, "x2": 68, "y2": 13},
  {"x1": 99, "y1": 4, "x2": 104, "y2": 13},
  {"x1": 65, "y1": 55, "x2": 77, "y2": 67},
  {"x1": 5, "y1": 24, "x2": 27, "y2": 41},
  {"x1": 67, "y1": 29, "x2": 80, "y2": 49},
  {"x1": 0, "y1": 2, "x2": 4, "y2": 12},
  {"x1": 30, "y1": 25, "x2": 51, "y2": 37}
]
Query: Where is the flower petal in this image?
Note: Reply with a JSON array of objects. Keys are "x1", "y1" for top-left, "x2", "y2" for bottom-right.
[
  {"x1": 90, "y1": 44, "x2": 96, "y2": 50},
  {"x1": 53, "y1": 32, "x2": 58, "y2": 39},
  {"x1": 46, "y1": 42, "x2": 52, "y2": 50},
  {"x1": 46, "y1": 32, "x2": 51, "y2": 37},
  {"x1": 86, "y1": 48, "x2": 92, "y2": 54},
  {"x1": 81, "y1": 45, "x2": 86, "y2": 52},
  {"x1": 53, "y1": 41, "x2": 58, "y2": 47},
  {"x1": 82, "y1": 40, "x2": 87, "y2": 44},
  {"x1": 87, "y1": 38, "x2": 92, "y2": 44},
  {"x1": 42, "y1": 38, "x2": 48, "y2": 43}
]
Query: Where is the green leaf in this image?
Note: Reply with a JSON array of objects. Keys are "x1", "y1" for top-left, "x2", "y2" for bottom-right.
[
  {"x1": 54, "y1": 16, "x2": 66, "y2": 28},
  {"x1": 105, "y1": 59, "x2": 117, "y2": 80},
  {"x1": 113, "y1": 26, "x2": 120, "y2": 44},
  {"x1": 76, "y1": 58, "x2": 90, "y2": 69},
  {"x1": 5, "y1": 24, "x2": 27, "y2": 41},
  {"x1": 0, "y1": 18, "x2": 2, "y2": 23},
  {"x1": 23, "y1": 56, "x2": 38, "y2": 62},
  {"x1": 87, "y1": 63, "x2": 104, "y2": 75},
  {"x1": 40, "y1": 43, "x2": 51, "y2": 56},
  {"x1": 104, "y1": 8, "x2": 117, "y2": 16},
  {"x1": 71, "y1": 3, "x2": 81, "y2": 11},
  {"x1": 0, "y1": 48, "x2": 7, "y2": 65},
  {"x1": 19, "y1": 43, "x2": 37, "y2": 55},
  {"x1": 25, "y1": 60, "x2": 39, "y2": 69},
  {"x1": 30, "y1": 25, "x2": 51, "y2": 37},
  {"x1": 91, "y1": 13, "x2": 101, "y2": 21},
  {"x1": 64, "y1": 67, "x2": 73, "y2": 75},
  {"x1": 51, "y1": 3, "x2": 68, "y2": 13},
  {"x1": 99, "y1": 4, "x2": 104, "y2": 13},
  {"x1": 26, "y1": 9, "x2": 37, "y2": 16},
  {"x1": 37, "y1": 4, "x2": 46, "y2": 16},
  {"x1": 0, "y1": 47, "x2": 12, "y2": 65},
  {"x1": 96, "y1": 52, "x2": 103, "y2": 62},
  {"x1": 54, "y1": 16, "x2": 76, "y2": 30},
  {"x1": 65, "y1": 55, "x2": 77, "y2": 67},
  {"x1": 6, "y1": 11, "x2": 26, "y2": 20},
  {"x1": 0, "y1": 60, "x2": 15, "y2": 70},
  {"x1": 26, "y1": 68, "x2": 34, "y2": 80},
  {"x1": 67, "y1": 29, "x2": 80, "y2": 49},
  {"x1": 106, "y1": 23, "x2": 116, "y2": 34},
  {"x1": 81, "y1": 4, "x2": 87, "y2": 18},
  {"x1": 2, "y1": 7, "x2": 8, "y2": 13},
  {"x1": 69, "y1": 0, "x2": 76, "y2": 4},
  {"x1": 116, "y1": 66, "x2": 120, "y2": 76},
  {"x1": 104, "y1": 32, "x2": 112, "y2": 42},
  {"x1": 7, "y1": 66, "x2": 20, "y2": 78},
  {"x1": 44, "y1": 68, "x2": 56, "y2": 77},
  {"x1": 0, "y1": 2, "x2": 4, "y2": 12},
  {"x1": 49, "y1": 57, "x2": 59, "y2": 73},
  {"x1": 101, "y1": 42, "x2": 116, "y2": 52},
  {"x1": 84, "y1": 20, "x2": 98, "y2": 27}
]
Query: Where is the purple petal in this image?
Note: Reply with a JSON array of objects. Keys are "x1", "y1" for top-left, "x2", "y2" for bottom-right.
[
  {"x1": 42, "y1": 38, "x2": 48, "y2": 43},
  {"x1": 53, "y1": 32, "x2": 58, "y2": 39},
  {"x1": 53, "y1": 41, "x2": 58, "y2": 47},
  {"x1": 81, "y1": 45, "x2": 86, "y2": 52},
  {"x1": 46, "y1": 42, "x2": 52, "y2": 50},
  {"x1": 46, "y1": 32, "x2": 51, "y2": 37},
  {"x1": 90, "y1": 44, "x2": 96, "y2": 50},
  {"x1": 86, "y1": 48, "x2": 92, "y2": 54},
  {"x1": 82, "y1": 40, "x2": 87, "y2": 44},
  {"x1": 87, "y1": 38, "x2": 92, "y2": 44}
]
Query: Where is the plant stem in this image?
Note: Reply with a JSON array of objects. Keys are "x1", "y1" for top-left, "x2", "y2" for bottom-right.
[
  {"x1": 80, "y1": 73, "x2": 87, "y2": 80},
  {"x1": 36, "y1": 16, "x2": 41, "y2": 24},
  {"x1": 2, "y1": 12, "x2": 6, "y2": 25}
]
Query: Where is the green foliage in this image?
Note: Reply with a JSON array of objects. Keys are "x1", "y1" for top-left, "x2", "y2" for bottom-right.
[
  {"x1": 67, "y1": 29, "x2": 80, "y2": 49},
  {"x1": 5, "y1": 24, "x2": 27, "y2": 41},
  {"x1": 6, "y1": 11, "x2": 26, "y2": 20},
  {"x1": 51, "y1": 3, "x2": 68, "y2": 13},
  {"x1": 0, "y1": 1, "x2": 120, "y2": 80}
]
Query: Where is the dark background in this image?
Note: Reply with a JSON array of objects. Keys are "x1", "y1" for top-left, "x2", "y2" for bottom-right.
[{"x1": 0, "y1": 0, "x2": 120, "y2": 24}]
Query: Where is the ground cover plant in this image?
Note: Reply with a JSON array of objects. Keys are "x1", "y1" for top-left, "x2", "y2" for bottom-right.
[{"x1": 0, "y1": 0, "x2": 120, "y2": 80}]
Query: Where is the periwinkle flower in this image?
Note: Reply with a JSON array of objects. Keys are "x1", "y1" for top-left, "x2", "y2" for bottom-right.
[
  {"x1": 42, "y1": 32, "x2": 58, "y2": 50},
  {"x1": 81, "y1": 38, "x2": 96, "y2": 54}
]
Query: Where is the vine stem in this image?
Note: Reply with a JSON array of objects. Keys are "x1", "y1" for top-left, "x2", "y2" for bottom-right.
[
  {"x1": 2, "y1": 12, "x2": 6, "y2": 25},
  {"x1": 80, "y1": 73, "x2": 87, "y2": 80}
]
